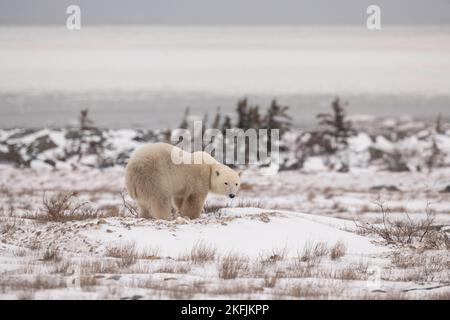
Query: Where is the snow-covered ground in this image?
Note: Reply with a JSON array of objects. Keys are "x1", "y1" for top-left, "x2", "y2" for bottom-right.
[{"x1": 0, "y1": 167, "x2": 449, "y2": 299}]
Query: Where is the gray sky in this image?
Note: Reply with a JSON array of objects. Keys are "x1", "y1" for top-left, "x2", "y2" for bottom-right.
[{"x1": 0, "y1": 0, "x2": 449, "y2": 25}]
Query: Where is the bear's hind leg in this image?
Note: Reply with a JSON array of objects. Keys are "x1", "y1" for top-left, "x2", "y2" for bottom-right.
[
  {"x1": 173, "y1": 197, "x2": 184, "y2": 212},
  {"x1": 180, "y1": 194, "x2": 207, "y2": 219},
  {"x1": 150, "y1": 197, "x2": 172, "y2": 220},
  {"x1": 138, "y1": 202, "x2": 151, "y2": 219}
]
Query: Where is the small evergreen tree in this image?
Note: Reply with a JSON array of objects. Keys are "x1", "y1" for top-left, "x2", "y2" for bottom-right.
[
  {"x1": 179, "y1": 107, "x2": 190, "y2": 130},
  {"x1": 263, "y1": 99, "x2": 292, "y2": 136},
  {"x1": 221, "y1": 116, "x2": 233, "y2": 134},
  {"x1": 435, "y1": 114, "x2": 444, "y2": 134},
  {"x1": 236, "y1": 98, "x2": 263, "y2": 130},
  {"x1": 316, "y1": 97, "x2": 354, "y2": 152},
  {"x1": 211, "y1": 107, "x2": 221, "y2": 129}
]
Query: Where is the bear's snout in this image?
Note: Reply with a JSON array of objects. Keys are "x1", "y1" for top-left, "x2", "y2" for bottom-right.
[{"x1": 229, "y1": 194, "x2": 235, "y2": 199}]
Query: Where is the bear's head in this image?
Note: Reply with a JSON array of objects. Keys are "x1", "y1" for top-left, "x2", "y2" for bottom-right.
[{"x1": 210, "y1": 163, "x2": 241, "y2": 199}]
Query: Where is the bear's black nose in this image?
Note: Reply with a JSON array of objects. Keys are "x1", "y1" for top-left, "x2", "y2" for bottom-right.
[{"x1": 229, "y1": 194, "x2": 235, "y2": 199}]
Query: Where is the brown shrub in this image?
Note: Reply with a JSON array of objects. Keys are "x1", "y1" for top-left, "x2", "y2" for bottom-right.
[
  {"x1": 38, "y1": 191, "x2": 102, "y2": 221},
  {"x1": 120, "y1": 189, "x2": 138, "y2": 217},
  {"x1": 355, "y1": 199, "x2": 447, "y2": 248}
]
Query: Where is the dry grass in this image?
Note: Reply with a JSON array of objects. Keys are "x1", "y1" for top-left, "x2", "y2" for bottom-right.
[
  {"x1": 329, "y1": 241, "x2": 346, "y2": 260},
  {"x1": 391, "y1": 250, "x2": 427, "y2": 269},
  {"x1": 0, "y1": 217, "x2": 17, "y2": 234},
  {"x1": 420, "y1": 255, "x2": 447, "y2": 280},
  {"x1": 13, "y1": 247, "x2": 28, "y2": 257},
  {"x1": 138, "y1": 246, "x2": 161, "y2": 260},
  {"x1": 202, "y1": 202, "x2": 223, "y2": 214},
  {"x1": 210, "y1": 282, "x2": 263, "y2": 296},
  {"x1": 363, "y1": 291, "x2": 408, "y2": 300},
  {"x1": 285, "y1": 283, "x2": 327, "y2": 299},
  {"x1": 299, "y1": 241, "x2": 329, "y2": 265},
  {"x1": 233, "y1": 199, "x2": 264, "y2": 208},
  {"x1": 105, "y1": 242, "x2": 138, "y2": 267},
  {"x1": 185, "y1": 241, "x2": 216, "y2": 264},
  {"x1": 306, "y1": 191, "x2": 316, "y2": 202},
  {"x1": 427, "y1": 291, "x2": 450, "y2": 300},
  {"x1": 354, "y1": 260, "x2": 370, "y2": 274},
  {"x1": 41, "y1": 247, "x2": 62, "y2": 262},
  {"x1": 79, "y1": 276, "x2": 99, "y2": 290},
  {"x1": 263, "y1": 274, "x2": 279, "y2": 288},
  {"x1": 0, "y1": 276, "x2": 67, "y2": 293},
  {"x1": 389, "y1": 250, "x2": 449, "y2": 283},
  {"x1": 155, "y1": 262, "x2": 191, "y2": 274},
  {"x1": 80, "y1": 260, "x2": 120, "y2": 274},
  {"x1": 51, "y1": 260, "x2": 72, "y2": 274},
  {"x1": 218, "y1": 253, "x2": 249, "y2": 279},
  {"x1": 133, "y1": 278, "x2": 206, "y2": 299},
  {"x1": 336, "y1": 266, "x2": 362, "y2": 280},
  {"x1": 98, "y1": 204, "x2": 121, "y2": 218},
  {"x1": 259, "y1": 247, "x2": 287, "y2": 265}
]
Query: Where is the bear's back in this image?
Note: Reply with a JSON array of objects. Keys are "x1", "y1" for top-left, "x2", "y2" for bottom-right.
[{"x1": 127, "y1": 143, "x2": 174, "y2": 169}]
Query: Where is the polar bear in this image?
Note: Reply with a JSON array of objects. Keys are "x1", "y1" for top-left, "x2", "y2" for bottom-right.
[{"x1": 125, "y1": 143, "x2": 241, "y2": 220}]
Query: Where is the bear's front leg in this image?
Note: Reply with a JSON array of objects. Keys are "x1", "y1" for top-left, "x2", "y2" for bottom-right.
[{"x1": 180, "y1": 193, "x2": 207, "y2": 219}]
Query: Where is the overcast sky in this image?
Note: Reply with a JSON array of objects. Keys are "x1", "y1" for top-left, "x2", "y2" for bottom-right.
[{"x1": 1, "y1": 0, "x2": 449, "y2": 25}]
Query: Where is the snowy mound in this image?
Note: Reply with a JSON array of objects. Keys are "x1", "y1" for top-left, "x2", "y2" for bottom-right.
[{"x1": 84, "y1": 209, "x2": 386, "y2": 257}]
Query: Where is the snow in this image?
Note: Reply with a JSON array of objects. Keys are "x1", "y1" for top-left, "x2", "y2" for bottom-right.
[
  {"x1": 30, "y1": 160, "x2": 53, "y2": 170},
  {"x1": 84, "y1": 209, "x2": 386, "y2": 258},
  {"x1": 0, "y1": 157, "x2": 449, "y2": 300},
  {"x1": 348, "y1": 133, "x2": 372, "y2": 153},
  {"x1": 373, "y1": 136, "x2": 395, "y2": 153},
  {"x1": 302, "y1": 157, "x2": 327, "y2": 172},
  {"x1": 436, "y1": 135, "x2": 450, "y2": 153}
]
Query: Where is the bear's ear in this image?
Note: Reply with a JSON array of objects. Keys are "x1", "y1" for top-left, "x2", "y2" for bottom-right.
[
  {"x1": 238, "y1": 171, "x2": 242, "y2": 177},
  {"x1": 216, "y1": 170, "x2": 220, "y2": 176}
]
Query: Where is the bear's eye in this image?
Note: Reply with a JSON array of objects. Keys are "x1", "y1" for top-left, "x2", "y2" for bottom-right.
[
  {"x1": 235, "y1": 183, "x2": 238, "y2": 186},
  {"x1": 224, "y1": 182, "x2": 228, "y2": 185}
]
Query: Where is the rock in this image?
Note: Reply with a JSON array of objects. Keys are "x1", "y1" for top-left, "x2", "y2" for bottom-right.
[
  {"x1": 370, "y1": 185, "x2": 401, "y2": 192},
  {"x1": 27, "y1": 135, "x2": 57, "y2": 156},
  {"x1": 43, "y1": 159, "x2": 56, "y2": 167},
  {"x1": 302, "y1": 157, "x2": 327, "y2": 173},
  {"x1": 0, "y1": 144, "x2": 25, "y2": 165},
  {"x1": 97, "y1": 219, "x2": 107, "y2": 224},
  {"x1": 175, "y1": 217, "x2": 187, "y2": 224},
  {"x1": 279, "y1": 158, "x2": 302, "y2": 171},
  {"x1": 7, "y1": 129, "x2": 38, "y2": 140}
]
